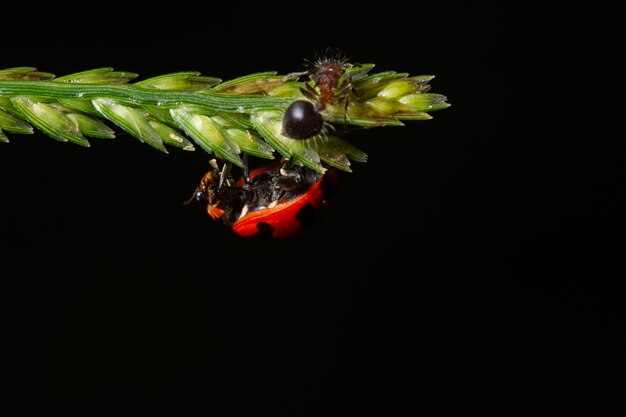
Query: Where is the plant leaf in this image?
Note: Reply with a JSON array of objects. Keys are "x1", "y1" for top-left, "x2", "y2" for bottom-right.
[
  {"x1": 137, "y1": 72, "x2": 221, "y2": 90},
  {"x1": 11, "y1": 97, "x2": 89, "y2": 146},
  {"x1": 225, "y1": 128, "x2": 274, "y2": 160},
  {"x1": 148, "y1": 120, "x2": 195, "y2": 151},
  {"x1": 92, "y1": 98, "x2": 166, "y2": 152},
  {"x1": 0, "y1": 108, "x2": 34, "y2": 134},
  {"x1": 212, "y1": 72, "x2": 283, "y2": 94},
  {"x1": 66, "y1": 113, "x2": 115, "y2": 138},
  {"x1": 54, "y1": 68, "x2": 138, "y2": 84},
  {"x1": 170, "y1": 108, "x2": 242, "y2": 166},
  {"x1": 0, "y1": 67, "x2": 55, "y2": 81}
]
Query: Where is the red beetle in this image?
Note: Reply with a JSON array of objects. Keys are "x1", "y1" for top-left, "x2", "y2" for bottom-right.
[{"x1": 189, "y1": 160, "x2": 338, "y2": 239}]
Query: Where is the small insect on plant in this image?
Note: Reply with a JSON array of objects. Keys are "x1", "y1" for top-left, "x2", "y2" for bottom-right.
[
  {"x1": 282, "y1": 52, "x2": 355, "y2": 140},
  {"x1": 0, "y1": 51, "x2": 450, "y2": 239}
]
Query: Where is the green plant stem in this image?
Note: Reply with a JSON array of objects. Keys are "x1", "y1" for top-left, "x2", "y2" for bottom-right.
[
  {"x1": 0, "y1": 66, "x2": 449, "y2": 173},
  {"x1": 0, "y1": 80, "x2": 292, "y2": 111}
]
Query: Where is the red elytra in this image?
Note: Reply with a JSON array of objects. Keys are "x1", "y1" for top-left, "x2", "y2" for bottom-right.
[{"x1": 232, "y1": 168, "x2": 339, "y2": 239}]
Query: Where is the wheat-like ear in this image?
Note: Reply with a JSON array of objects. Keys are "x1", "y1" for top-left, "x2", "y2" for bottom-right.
[{"x1": 0, "y1": 64, "x2": 449, "y2": 173}]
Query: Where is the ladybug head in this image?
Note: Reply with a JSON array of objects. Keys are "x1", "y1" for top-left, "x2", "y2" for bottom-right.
[{"x1": 185, "y1": 167, "x2": 228, "y2": 220}]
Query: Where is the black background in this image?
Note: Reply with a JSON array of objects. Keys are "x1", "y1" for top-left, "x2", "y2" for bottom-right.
[{"x1": 1, "y1": 3, "x2": 624, "y2": 415}]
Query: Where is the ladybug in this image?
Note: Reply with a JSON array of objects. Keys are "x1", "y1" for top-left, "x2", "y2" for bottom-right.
[{"x1": 188, "y1": 159, "x2": 338, "y2": 239}]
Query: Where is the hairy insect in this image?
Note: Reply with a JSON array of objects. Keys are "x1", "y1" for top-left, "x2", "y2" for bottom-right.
[{"x1": 282, "y1": 51, "x2": 354, "y2": 140}]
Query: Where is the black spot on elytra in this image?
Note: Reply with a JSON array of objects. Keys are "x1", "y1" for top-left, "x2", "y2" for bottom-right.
[
  {"x1": 254, "y1": 222, "x2": 276, "y2": 239},
  {"x1": 296, "y1": 203, "x2": 317, "y2": 229}
]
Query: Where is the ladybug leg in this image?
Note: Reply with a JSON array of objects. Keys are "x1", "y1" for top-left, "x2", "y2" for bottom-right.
[
  {"x1": 279, "y1": 159, "x2": 301, "y2": 183},
  {"x1": 272, "y1": 159, "x2": 308, "y2": 192},
  {"x1": 241, "y1": 153, "x2": 250, "y2": 185},
  {"x1": 217, "y1": 160, "x2": 232, "y2": 191}
]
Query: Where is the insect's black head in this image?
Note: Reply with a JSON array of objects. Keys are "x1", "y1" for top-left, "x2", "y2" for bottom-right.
[
  {"x1": 193, "y1": 189, "x2": 208, "y2": 204},
  {"x1": 184, "y1": 187, "x2": 208, "y2": 207},
  {"x1": 184, "y1": 169, "x2": 220, "y2": 208},
  {"x1": 282, "y1": 100, "x2": 324, "y2": 140}
]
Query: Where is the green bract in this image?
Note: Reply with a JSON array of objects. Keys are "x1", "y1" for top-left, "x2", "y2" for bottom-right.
[{"x1": 0, "y1": 65, "x2": 449, "y2": 173}]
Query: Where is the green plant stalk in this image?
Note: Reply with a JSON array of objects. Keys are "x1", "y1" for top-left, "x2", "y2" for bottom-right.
[
  {"x1": 0, "y1": 65, "x2": 450, "y2": 173},
  {"x1": 0, "y1": 80, "x2": 293, "y2": 111}
]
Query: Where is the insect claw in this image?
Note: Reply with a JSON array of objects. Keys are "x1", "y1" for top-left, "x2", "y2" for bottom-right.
[
  {"x1": 299, "y1": 85, "x2": 318, "y2": 101},
  {"x1": 242, "y1": 153, "x2": 250, "y2": 185},
  {"x1": 218, "y1": 161, "x2": 231, "y2": 191},
  {"x1": 283, "y1": 71, "x2": 309, "y2": 81}
]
